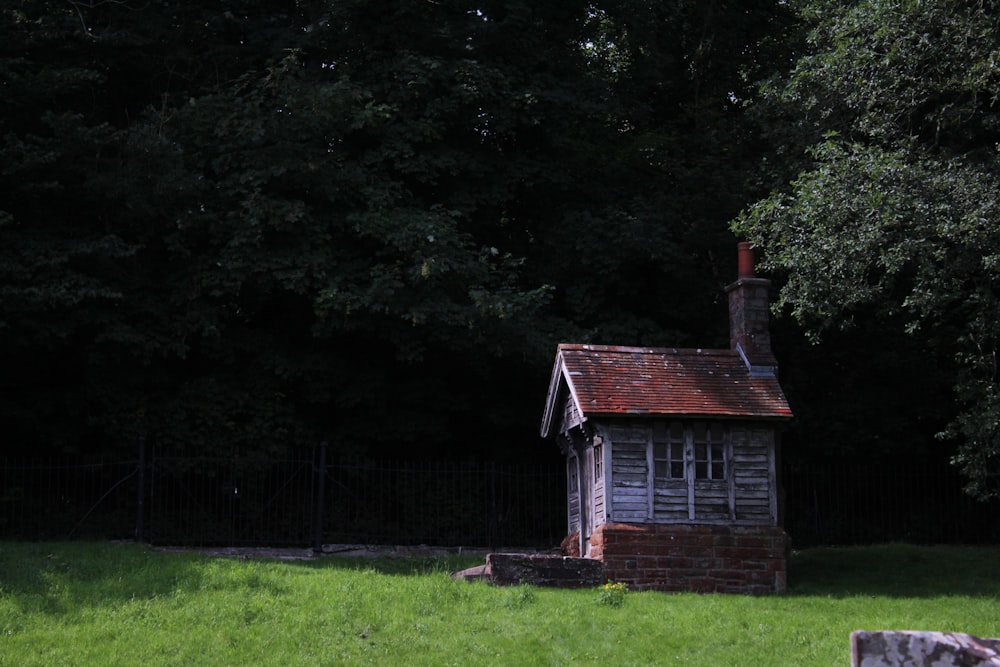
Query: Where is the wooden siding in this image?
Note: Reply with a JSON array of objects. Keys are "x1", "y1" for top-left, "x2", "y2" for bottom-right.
[
  {"x1": 591, "y1": 444, "x2": 606, "y2": 529},
  {"x1": 567, "y1": 492, "x2": 581, "y2": 533},
  {"x1": 607, "y1": 425, "x2": 649, "y2": 522},
  {"x1": 560, "y1": 391, "x2": 583, "y2": 434},
  {"x1": 604, "y1": 420, "x2": 778, "y2": 527},
  {"x1": 593, "y1": 487, "x2": 605, "y2": 526},
  {"x1": 731, "y1": 427, "x2": 776, "y2": 524},
  {"x1": 692, "y1": 480, "x2": 730, "y2": 521},
  {"x1": 567, "y1": 457, "x2": 581, "y2": 533},
  {"x1": 652, "y1": 483, "x2": 688, "y2": 521}
]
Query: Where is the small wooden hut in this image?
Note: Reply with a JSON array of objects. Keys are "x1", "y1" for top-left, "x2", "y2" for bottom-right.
[{"x1": 540, "y1": 243, "x2": 793, "y2": 593}]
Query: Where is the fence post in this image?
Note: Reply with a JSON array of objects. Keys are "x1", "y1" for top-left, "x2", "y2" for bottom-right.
[
  {"x1": 313, "y1": 441, "x2": 328, "y2": 554},
  {"x1": 135, "y1": 435, "x2": 146, "y2": 543},
  {"x1": 488, "y1": 462, "x2": 498, "y2": 550}
]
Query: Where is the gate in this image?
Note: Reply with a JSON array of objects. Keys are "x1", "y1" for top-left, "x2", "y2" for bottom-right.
[{"x1": 142, "y1": 447, "x2": 317, "y2": 546}]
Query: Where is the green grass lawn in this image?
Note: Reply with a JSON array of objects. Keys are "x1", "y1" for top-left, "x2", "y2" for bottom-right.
[{"x1": 1, "y1": 542, "x2": 997, "y2": 666}]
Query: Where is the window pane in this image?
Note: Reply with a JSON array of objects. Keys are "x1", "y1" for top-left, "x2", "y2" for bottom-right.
[
  {"x1": 654, "y1": 443, "x2": 667, "y2": 461},
  {"x1": 711, "y1": 443, "x2": 724, "y2": 480},
  {"x1": 694, "y1": 442, "x2": 708, "y2": 479},
  {"x1": 653, "y1": 422, "x2": 668, "y2": 441},
  {"x1": 693, "y1": 422, "x2": 707, "y2": 442},
  {"x1": 670, "y1": 443, "x2": 685, "y2": 479},
  {"x1": 709, "y1": 422, "x2": 724, "y2": 442},
  {"x1": 669, "y1": 422, "x2": 683, "y2": 440},
  {"x1": 655, "y1": 460, "x2": 667, "y2": 478}
]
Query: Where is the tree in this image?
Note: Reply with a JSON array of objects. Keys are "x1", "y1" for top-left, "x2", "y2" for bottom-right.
[
  {"x1": 735, "y1": 0, "x2": 1000, "y2": 498},
  {"x1": 0, "y1": 2, "x2": 329, "y2": 454},
  {"x1": 3, "y1": 0, "x2": 793, "y2": 463},
  {"x1": 528, "y1": 0, "x2": 796, "y2": 348}
]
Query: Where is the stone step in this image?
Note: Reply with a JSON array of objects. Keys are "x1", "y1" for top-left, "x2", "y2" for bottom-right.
[{"x1": 452, "y1": 553, "x2": 604, "y2": 588}]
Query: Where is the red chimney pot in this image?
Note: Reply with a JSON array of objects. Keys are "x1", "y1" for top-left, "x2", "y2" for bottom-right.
[{"x1": 737, "y1": 241, "x2": 755, "y2": 279}]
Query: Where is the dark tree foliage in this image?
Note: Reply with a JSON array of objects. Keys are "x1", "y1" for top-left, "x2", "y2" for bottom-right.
[
  {"x1": 3, "y1": 1, "x2": 790, "y2": 463},
  {"x1": 737, "y1": 0, "x2": 1000, "y2": 498},
  {"x1": 1, "y1": 2, "x2": 319, "y2": 455}
]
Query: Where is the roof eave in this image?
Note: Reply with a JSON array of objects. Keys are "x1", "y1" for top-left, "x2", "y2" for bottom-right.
[
  {"x1": 540, "y1": 348, "x2": 587, "y2": 438},
  {"x1": 583, "y1": 411, "x2": 793, "y2": 421}
]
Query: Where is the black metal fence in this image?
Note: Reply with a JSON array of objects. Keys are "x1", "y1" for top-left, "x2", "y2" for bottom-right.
[
  {"x1": 0, "y1": 457, "x2": 138, "y2": 541},
  {"x1": 318, "y1": 460, "x2": 566, "y2": 548},
  {"x1": 2, "y1": 446, "x2": 998, "y2": 548},
  {"x1": 142, "y1": 453, "x2": 318, "y2": 547},
  {"x1": 783, "y1": 461, "x2": 1000, "y2": 547},
  {"x1": 0, "y1": 443, "x2": 567, "y2": 549}
]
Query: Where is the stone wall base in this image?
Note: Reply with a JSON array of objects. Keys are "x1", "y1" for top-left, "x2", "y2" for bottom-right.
[
  {"x1": 451, "y1": 553, "x2": 604, "y2": 588},
  {"x1": 587, "y1": 522, "x2": 789, "y2": 594}
]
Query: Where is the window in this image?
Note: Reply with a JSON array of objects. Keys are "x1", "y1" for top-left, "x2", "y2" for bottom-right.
[
  {"x1": 653, "y1": 423, "x2": 686, "y2": 480},
  {"x1": 654, "y1": 421, "x2": 727, "y2": 481},
  {"x1": 647, "y1": 421, "x2": 733, "y2": 522},
  {"x1": 693, "y1": 422, "x2": 726, "y2": 480},
  {"x1": 567, "y1": 458, "x2": 578, "y2": 493},
  {"x1": 594, "y1": 443, "x2": 603, "y2": 482}
]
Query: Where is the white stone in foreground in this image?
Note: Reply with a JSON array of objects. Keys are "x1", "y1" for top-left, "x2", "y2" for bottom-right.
[{"x1": 851, "y1": 630, "x2": 1000, "y2": 666}]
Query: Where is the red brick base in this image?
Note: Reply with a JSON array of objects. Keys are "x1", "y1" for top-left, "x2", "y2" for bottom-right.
[{"x1": 587, "y1": 522, "x2": 789, "y2": 594}]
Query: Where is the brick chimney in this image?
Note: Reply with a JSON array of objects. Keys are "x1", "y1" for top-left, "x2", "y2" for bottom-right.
[{"x1": 725, "y1": 242, "x2": 777, "y2": 376}]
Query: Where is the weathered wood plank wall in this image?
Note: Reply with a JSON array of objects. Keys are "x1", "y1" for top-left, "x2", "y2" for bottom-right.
[{"x1": 600, "y1": 421, "x2": 777, "y2": 527}]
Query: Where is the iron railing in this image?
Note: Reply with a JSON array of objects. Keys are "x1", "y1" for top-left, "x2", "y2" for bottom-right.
[
  {"x1": 2, "y1": 446, "x2": 998, "y2": 548},
  {"x1": 0, "y1": 444, "x2": 567, "y2": 549},
  {"x1": 782, "y1": 461, "x2": 1000, "y2": 547}
]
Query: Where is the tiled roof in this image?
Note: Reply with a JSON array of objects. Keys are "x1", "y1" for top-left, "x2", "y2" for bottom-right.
[{"x1": 540, "y1": 343, "x2": 792, "y2": 437}]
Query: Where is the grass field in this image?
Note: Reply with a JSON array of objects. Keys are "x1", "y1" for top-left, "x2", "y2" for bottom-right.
[{"x1": 1, "y1": 542, "x2": 998, "y2": 665}]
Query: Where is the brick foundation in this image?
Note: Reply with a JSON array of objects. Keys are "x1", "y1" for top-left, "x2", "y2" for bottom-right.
[{"x1": 587, "y1": 522, "x2": 789, "y2": 594}]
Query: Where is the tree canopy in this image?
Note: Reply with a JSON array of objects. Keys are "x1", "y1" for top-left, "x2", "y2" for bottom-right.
[
  {"x1": 3, "y1": 1, "x2": 787, "y2": 462},
  {"x1": 7, "y1": 0, "x2": 998, "y2": 500},
  {"x1": 736, "y1": 0, "x2": 1000, "y2": 499}
]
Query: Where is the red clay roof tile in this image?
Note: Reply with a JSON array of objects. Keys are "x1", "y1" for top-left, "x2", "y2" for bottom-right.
[{"x1": 541, "y1": 343, "x2": 792, "y2": 437}]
